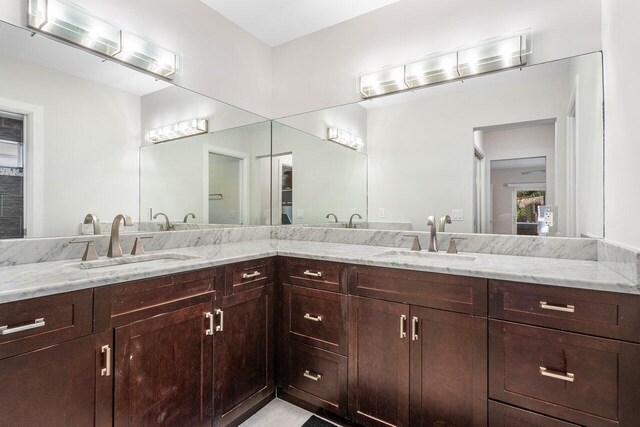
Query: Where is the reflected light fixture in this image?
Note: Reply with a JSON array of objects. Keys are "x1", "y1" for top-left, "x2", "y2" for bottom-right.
[
  {"x1": 27, "y1": 0, "x2": 180, "y2": 79},
  {"x1": 145, "y1": 118, "x2": 208, "y2": 143},
  {"x1": 359, "y1": 30, "x2": 531, "y2": 99},
  {"x1": 327, "y1": 127, "x2": 364, "y2": 151}
]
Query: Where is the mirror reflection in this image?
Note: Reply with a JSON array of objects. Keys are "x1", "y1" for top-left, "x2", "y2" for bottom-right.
[{"x1": 275, "y1": 52, "x2": 604, "y2": 238}]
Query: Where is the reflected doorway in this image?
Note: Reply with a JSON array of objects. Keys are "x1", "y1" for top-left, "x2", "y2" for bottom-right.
[
  {"x1": 0, "y1": 110, "x2": 25, "y2": 239},
  {"x1": 208, "y1": 152, "x2": 242, "y2": 225}
]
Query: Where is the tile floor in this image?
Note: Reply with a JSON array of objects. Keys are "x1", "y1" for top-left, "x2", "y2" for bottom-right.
[{"x1": 240, "y1": 398, "x2": 337, "y2": 427}]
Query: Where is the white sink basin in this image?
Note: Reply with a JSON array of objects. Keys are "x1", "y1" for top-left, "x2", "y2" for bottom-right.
[
  {"x1": 373, "y1": 250, "x2": 477, "y2": 263},
  {"x1": 77, "y1": 253, "x2": 200, "y2": 270}
]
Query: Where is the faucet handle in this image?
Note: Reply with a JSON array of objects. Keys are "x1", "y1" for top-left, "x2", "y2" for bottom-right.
[
  {"x1": 71, "y1": 240, "x2": 99, "y2": 261},
  {"x1": 403, "y1": 234, "x2": 422, "y2": 251},
  {"x1": 447, "y1": 237, "x2": 466, "y2": 254},
  {"x1": 131, "y1": 236, "x2": 153, "y2": 256}
]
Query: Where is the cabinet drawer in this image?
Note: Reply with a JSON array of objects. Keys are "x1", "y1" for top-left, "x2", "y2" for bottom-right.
[
  {"x1": 0, "y1": 290, "x2": 93, "y2": 359},
  {"x1": 283, "y1": 285, "x2": 347, "y2": 355},
  {"x1": 281, "y1": 257, "x2": 346, "y2": 293},
  {"x1": 225, "y1": 257, "x2": 274, "y2": 296},
  {"x1": 489, "y1": 320, "x2": 640, "y2": 426},
  {"x1": 489, "y1": 280, "x2": 640, "y2": 342},
  {"x1": 286, "y1": 341, "x2": 347, "y2": 417},
  {"x1": 94, "y1": 268, "x2": 220, "y2": 329},
  {"x1": 350, "y1": 265, "x2": 487, "y2": 315},
  {"x1": 489, "y1": 401, "x2": 579, "y2": 427}
]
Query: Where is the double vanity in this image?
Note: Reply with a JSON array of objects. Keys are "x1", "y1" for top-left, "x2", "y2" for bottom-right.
[{"x1": 0, "y1": 227, "x2": 638, "y2": 427}]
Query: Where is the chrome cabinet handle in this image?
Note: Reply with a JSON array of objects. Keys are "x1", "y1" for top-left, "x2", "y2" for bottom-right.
[
  {"x1": 0, "y1": 318, "x2": 45, "y2": 335},
  {"x1": 205, "y1": 312, "x2": 214, "y2": 336},
  {"x1": 411, "y1": 316, "x2": 419, "y2": 341},
  {"x1": 101, "y1": 345, "x2": 112, "y2": 377},
  {"x1": 539, "y1": 301, "x2": 575, "y2": 313},
  {"x1": 242, "y1": 271, "x2": 261, "y2": 279},
  {"x1": 303, "y1": 370, "x2": 322, "y2": 381},
  {"x1": 304, "y1": 313, "x2": 323, "y2": 322},
  {"x1": 539, "y1": 366, "x2": 575, "y2": 382},
  {"x1": 303, "y1": 270, "x2": 322, "y2": 278},
  {"x1": 215, "y1": 309, "x2": 224, "y2": 332},
  {"x1": 400, "y1": 315, "x2": 407, "y2": 339}
]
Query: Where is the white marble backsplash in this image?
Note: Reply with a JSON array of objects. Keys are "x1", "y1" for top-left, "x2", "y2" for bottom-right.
[
  {"x1": 0, "y1": 226, "x2": 271, "y2": 266},
  {"x1": 271, "y1": 226, "x2": 598, "y2": 261},
  {"x1": 597, "y1": 240, "x2": 640, "y2": 284}
]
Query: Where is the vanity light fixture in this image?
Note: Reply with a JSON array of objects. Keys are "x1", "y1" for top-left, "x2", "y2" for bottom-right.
[
  {"x1": 359, "y1": 30, "x2": 531, "y2": 99},
  {"x1": 327, "y1": 127, "x2": 364, "y2": 151},
  {"x1": 145, "y1": 118, "x2": 208, "y2": 143},
  {"x1": 27, "y1": 0, "x2": 180, "y2": 79}
]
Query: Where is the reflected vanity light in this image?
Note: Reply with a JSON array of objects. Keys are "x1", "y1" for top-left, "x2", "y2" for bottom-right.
[
  {"x1": 327, "y1": 127, "x2": 364, "y2": 151},
  {"x1": 27, "y1": 0, "x2": 180, "y2": 79},
  {"x1": 145, "y1": 118, "x2": 208, "y2": 143},
  {"x1": 359, "y1": 31, "x2": 531, "y2": 99}
]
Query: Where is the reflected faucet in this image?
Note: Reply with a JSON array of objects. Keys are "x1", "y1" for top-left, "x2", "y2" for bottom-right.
[
  {"x1": 326, "y1": 213, "x2": 338, "y2": 223},
  {"x1": 427, "y1": 215, "x2": 438, "y2": 252},
  {"x1": 439, "y1": 215, "x2": 452, "y2": 232},
  {"x1": 347, "y1": 213, "x2": 362, "y2": 229},
  {"x1": 83, "y1": 213, "x2": 101, "y2": 235},
  {"x1": 107, "y1": 214, "x2": 133, "y2": 258},
  {"x1": 153, "y1": 212, "x2": 174, "y2": 231},
  {"x1": 183, "y1": 213, "x2": 196, "y2": 223}
]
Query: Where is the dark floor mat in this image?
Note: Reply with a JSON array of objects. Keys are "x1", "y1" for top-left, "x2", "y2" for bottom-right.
[{"x1": 301, "y1": 415, "x2": 336, "y2": 427}]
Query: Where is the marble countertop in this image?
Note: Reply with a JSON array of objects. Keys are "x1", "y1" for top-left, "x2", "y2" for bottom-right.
[{"x1": 0, "y1": 239, "x2": 638, "y2": 304}]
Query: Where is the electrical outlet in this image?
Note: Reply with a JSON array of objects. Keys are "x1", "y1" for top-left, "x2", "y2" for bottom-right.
[
  {"x1": 544, "y1": 212, "x2": 554, "y2": 227},
  {"x1": 451, "y1": 209, "x2": 464, "y2": 221},
  {"x1": 379, "y1": 208, "x2": 385, "y2": 218},
  {"x1": 230, "y1": 210, "x2": 236, "y2": 219},
  {"x1": 297, "y1": 210, "x2": 304, "y2": 219}
]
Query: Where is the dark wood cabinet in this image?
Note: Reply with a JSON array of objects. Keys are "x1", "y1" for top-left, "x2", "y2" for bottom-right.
[
  {"x1": 214, "y1": 285, "x2": 275, "y2": 426},
  {"x1": 114, "y1": 301, "x2": 214, "y2": 427}
]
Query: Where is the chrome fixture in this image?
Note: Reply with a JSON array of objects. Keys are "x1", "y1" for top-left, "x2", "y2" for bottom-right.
[
  {"x1": 447, "y1": 237, "x2": 465, "y2": 254},
  {"x1": 145, "y1": 118, "x2": 208, "y2": 143},
  {"x1": 359, "y1": 30, "x2": 532, "y2": 99},
  {"x1": 71, "y1": 240, "x2": 99, "y2": 261},
  {"x1": 153, "y1": 212, "x2": 174, "y2": 231},
  {"x1": 183, "y1": 213, "x2": 196, "y2": 223},
  {"x1": 130, "y1": 236, "x2": 152, "y2": 256},
  {"x1": 1, "y1": 317, "x2": 45, "y2": 336},
  {"x1": 427, "y1": 215, "x2": 438, "y2": 252},
  {"x1": 326, "y1": 213, "x2": 339, "y2": 223},
  {"x1": 107, "y1": 214, "x2": 133, "y2": 258},
  {"x1": 27, "y1": 0, "x2": 180, "y2": 79},
  {"x1": 347, "y1": 213, "x2": 362, "y2": 229},
  {"x1": 404, "y1": 234, "x2": 422, "y2": 251},
  {"x1": 327, "y1": 127, "x2": 364, "y2": 151},
  {"x1": 439, "y1": 215, "x2": 452, "y2": 232},
  {"x1": 83, "y1": 213, "x2": 101, "y2": 235}
]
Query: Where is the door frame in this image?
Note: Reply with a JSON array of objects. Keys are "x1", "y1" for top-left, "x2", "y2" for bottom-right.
[{"x1": 203, "y1": 145, "x2": 250, "y2": 225}]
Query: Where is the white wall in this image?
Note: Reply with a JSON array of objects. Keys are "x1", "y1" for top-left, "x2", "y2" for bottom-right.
[
  {"x1": 208, "y1": 154, "x2": 241, "y2": 224},
  {"x1": 272, "y1": 0, "x2": 602, "y2": 117},
  {"x1": 0, "y1": 0, "x2": 273, "y2": 118},
  {"x1": 0, "y1": 53, "x2": 140, "y2": 237},
  {"x1": 602, "y1": 0, "x2": 640, "y2": 249}
]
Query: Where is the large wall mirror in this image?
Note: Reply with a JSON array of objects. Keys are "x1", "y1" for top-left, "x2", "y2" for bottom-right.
[
  {"x1": 274, "y1": 52, "x2": 604, "y2": 238},
  {"x1": 0, "y1": 21, "x2": 269, "y2": 239}
]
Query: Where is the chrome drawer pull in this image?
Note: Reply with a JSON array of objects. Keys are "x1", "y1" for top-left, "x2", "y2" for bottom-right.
[
  {"x1": 539, "y1": 301, "x2": 575, "y2": 313},
  {"x1": 539, "y1": 366, "x2": 575, "y2": 382},
  {"x1": 0, "y1": 318, "x2": 45, "y2": 335},
  {"x1": 303, "y1": 270, "x2": 323, "y2": 278},
  {"x1": 411, "y1": 316, "x2": 419, "y2": 341},
  {"x1": 242, "y1": 271, "x2": 261, "y2": 279},
  {"x1": 400, "y1": 315, "x2": 407, "y2": 339},
  {"x1": 215, "y1": 309, "x2": 224, "y2": 332},
  {"x1": 304, "y1": 313, "x2": 323, "y2": 322},
  {"x1": 303, "y1": 370, "x2": 322, "y2": 381},
  {"x1": 101, "y1": 345, "x2": 112, "y2": 377},
  {"x1": 205, "y1": 312, "x2": 214, "y2": 336}
]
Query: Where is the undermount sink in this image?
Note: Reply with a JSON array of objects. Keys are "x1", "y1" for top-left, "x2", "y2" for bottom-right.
[
  {"x1": 373, "y1": 250, "x2": 477, "y2": 263},
  {"x1": 77, "y1": 253, "x2": 200, "y2": 270}
]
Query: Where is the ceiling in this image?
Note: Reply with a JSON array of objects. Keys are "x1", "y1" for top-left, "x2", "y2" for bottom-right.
[{"x1": 199, "y1": 0, "x2": 401, "y2": 47}]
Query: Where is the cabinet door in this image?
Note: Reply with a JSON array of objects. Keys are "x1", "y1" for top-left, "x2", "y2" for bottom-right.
[
  {"x1": 214, "y1": 286, "x2": 275, "y2": 426},
  {"x1": 114, "y1": 302, "x2": 213, "y2": 427},
  {"x1": 0, "y1": 333, "x2": 110, "y2": 427},
  {"x1": 409, "y1": 306, "x2": 487, "y2": 426},
  {"x1": 349, "y1": 297, "x2": 410, "y2": 427}
]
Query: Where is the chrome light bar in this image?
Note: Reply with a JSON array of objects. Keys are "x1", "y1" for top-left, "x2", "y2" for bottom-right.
[{"x1": 145, "y1": 118, "x2": 208, "y2": 143}]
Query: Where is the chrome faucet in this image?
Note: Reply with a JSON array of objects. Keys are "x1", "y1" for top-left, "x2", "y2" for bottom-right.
[
  {"x1": 83, "y1": 213, "x2": 101, "y2": 235},
  {"x1": 427, "y1": 215, "x2": 438, "y2": 252},
  {"x1": 439, "y1": 215, "x2": 452, "y2": 232},
  {"x1": 153, "y1": 212, "x2": 174, "y2": 231},
  {"x1": 326, "y1": 213, "x2": 338, "y2": 223},
  {"x1": 107, "y1": 214, "x2": 133, "y2": 258},
  {"x1": 183, "y1": 213, "x2": 196, "y2": 223},
  {"x1": 347, "y1": 213, "x2": 362, "y2": 228}
]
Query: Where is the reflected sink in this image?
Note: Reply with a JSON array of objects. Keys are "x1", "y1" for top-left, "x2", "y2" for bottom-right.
[
  {"x1": 77, "y1": 253, "x2": 200, "y2": 270},
  {"x1": 373, "y1": 250, "x2": 477, "y2": 263}
]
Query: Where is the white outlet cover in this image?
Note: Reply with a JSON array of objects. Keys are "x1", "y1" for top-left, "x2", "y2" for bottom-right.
[
  {"x1": 297, "y1": 209, "x2": 304, "y2": 219},
  {"x1": 451, "y1": 209, "x2": 464, "y2": 221},
  {"x1": 544, "y1": 212, "x2": 553, "y2": 226},
  {"x1": 379, "y1": 208, "x2": 385, "y2": 218}
]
